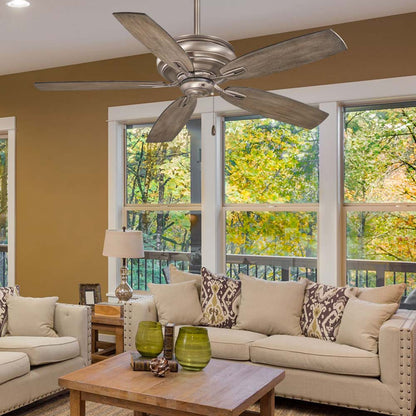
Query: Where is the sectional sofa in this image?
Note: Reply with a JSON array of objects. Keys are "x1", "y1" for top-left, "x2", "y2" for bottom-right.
[
  {"x1": 124, "y1": 296, "x2": 416, "y2": 416},
  {"x1": 0, "y1": 303, "x2": 91, "y2": 415}
]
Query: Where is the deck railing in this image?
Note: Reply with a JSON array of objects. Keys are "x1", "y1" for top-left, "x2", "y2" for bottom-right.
[
  {"x1": 128, "y1": 250, "x2": 416, "y2": 293},
  {"x1": 0, "y1": 244, "x2": 8, "y2": 287}
]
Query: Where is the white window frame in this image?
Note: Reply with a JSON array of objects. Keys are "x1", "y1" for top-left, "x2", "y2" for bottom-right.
[
  {"x1": 107, "y1": 75, "x2": 416, "y2": 295},
  {"x1": 0, "y1": 117, "x2": 16, "y2": 286}
]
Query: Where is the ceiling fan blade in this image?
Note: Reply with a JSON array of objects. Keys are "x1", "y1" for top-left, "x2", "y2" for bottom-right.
[
  {"x1": 219, "y1": 29, "x2": 346, "y2": 81},
  {"x1": 220, "y1": 86, "x2": 328, "y2": 129},
  {"x1": 147, "y1": 95, "x2": 197, "y2": 143},
  {"x1": 34, "y1": 80, "x2": 170, "y2": 91},
  {"x1": 113, "y1": 12, "x2": 193, "y2": 74}
]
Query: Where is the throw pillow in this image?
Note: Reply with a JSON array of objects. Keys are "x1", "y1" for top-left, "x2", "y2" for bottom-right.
[
  {"x1": 0, "y1": 286, "x2": 20, "y2": 336},
  {"x1": 234, "y1": 274, "x2": 307, "y2": 336},
  {"x1": 200, "y1": 267, "x2": 241, "y2": 328},
  {"x1": 357, "y1": 283, "x2": 406, "y2": 304},
  {"x1": 336, "y1": 297, "x2": 398, "y2": 353},
  {"x1": 148, "y1": 280, "x2": 203, "y2": 326},
  {"x1": 300, "y1": 280, "x2": 357, "y2": 342},
  {"x1": 169, "y1": 264, "x2": 202, "y2": 293},
  {"x1": 7, "y1": 296, "x2": 59, "y2": 337}
]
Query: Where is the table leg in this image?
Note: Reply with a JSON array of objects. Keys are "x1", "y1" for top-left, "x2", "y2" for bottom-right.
[
  {"x1": 115, "y1": 326, "x2": 124, "y2": 355},
  {"x1": 91, "y1": 327, "x2": 98, "y2": 354},
  {"x1": 70, "y1": 390, "x2": 85, "y2": 416},
  {"x1": 259, "y1": 389, "x2": 275, "y2": 416}
]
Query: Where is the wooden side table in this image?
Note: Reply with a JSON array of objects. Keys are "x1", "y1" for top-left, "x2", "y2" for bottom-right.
[{"x1": 91, "y1": 314, "x2": 124, "y2": 363}]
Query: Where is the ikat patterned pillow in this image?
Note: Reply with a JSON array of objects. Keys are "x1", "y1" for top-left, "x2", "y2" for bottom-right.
[
  {"x1": 0, "y1": 285, "x2": 20, "y2": 336},
  {"x1": 200, "y1": 267, "x2": 241, "y2": 328},
  {"x1": 300, "y1": 280, "x2": 357, "y2": 342}
]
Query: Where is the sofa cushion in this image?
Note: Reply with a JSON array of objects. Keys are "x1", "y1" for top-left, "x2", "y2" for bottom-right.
[
  {"x1": 7, "y1": 296, "x2": 59, "y2": 337},
  {"x1": 169, "y1": 264, "x2": 202, "y2": 293},
  {"x1": 0, "y1": 286, "x2": 20, "y2": 336},
  {"x1": 357, "y1": 283, "x2": 406, "y2": 304},
  {"x1": 0, "y1": 336, "x2": 79, "y2": 365},
  {"x1": 300, "y1": 280, "x2": 357, "y2": 342},
  {"x1": 336, "y1": 298, "x2": 398, "y2": 353},
  {"x1": 250, "y1": 334, "x2": 380, "y2": 377},
  {"x1": 205, "y1": 327, "x2": 267, "y2": 361},
  {"x1": 149, "y1": 281, "x2": 203, "y2": 326},
  {"x1": 0, "y1": 352, "x2": 30, "y2": 384},
  {"x1": 234, "y1": 274, "x2": 307, "y2": 335},
  {"x1": 200, "y1": 267, "x2": 241, "y2": 328}
]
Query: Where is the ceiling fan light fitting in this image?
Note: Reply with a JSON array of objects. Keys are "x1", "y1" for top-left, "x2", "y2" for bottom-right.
[{"x1": 7, "y1": 0, "x2": 30, "y2": 7}]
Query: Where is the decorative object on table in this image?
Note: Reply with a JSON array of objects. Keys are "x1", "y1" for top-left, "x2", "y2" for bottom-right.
[
  {"x1": 135, "y1": 321, "x2": 164, "y2": 358},
  {"x1": 102, "y1": 226, "x2": 144, "y2": 303},
  {"x1": 150, "y1": 357, "x2": 170, "y2": 377},
  {"x1": 130, "y1": 352, "x2": 178, "y2": 372},
  {"x1": 163, "y1": 323, "x2": 175, "y2": 360},
  {"x1": 200, "y1": 267, "x2": 241, "y2": 328},
  {"x1": 79, "y1": 283, "x2": 101, "y2": 306},
  {"x1": 94, "y1": 302, "x2": 124, "y2": 318},
  {"x1": 175, "y1": 326, "x2": 211, "y2": 371}
]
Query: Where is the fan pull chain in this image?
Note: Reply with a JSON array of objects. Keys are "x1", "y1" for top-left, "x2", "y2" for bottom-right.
[{"x1": 211, "y1": 94, "x2": 216, "y2": 136}]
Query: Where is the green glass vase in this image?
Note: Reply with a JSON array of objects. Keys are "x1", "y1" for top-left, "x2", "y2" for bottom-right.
[
  {"x1": 175, "y1": 326, "x2": 211, "y2": 371},
  {"x1": 135, "y1": 321, "x2": 163, "y2": 358}
]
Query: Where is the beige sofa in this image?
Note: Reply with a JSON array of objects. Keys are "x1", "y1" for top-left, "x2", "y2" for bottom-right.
[
  {"x1": 0, "y1": 303, "x2": 91, "y2": 415},
  {"x1": 124, "y1": 297, "x2": 416, "y2": 416}
]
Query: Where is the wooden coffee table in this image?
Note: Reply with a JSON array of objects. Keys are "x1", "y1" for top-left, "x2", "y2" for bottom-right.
[{"x1": 59, "y1": 352, "x2": 285, "y2": 416}]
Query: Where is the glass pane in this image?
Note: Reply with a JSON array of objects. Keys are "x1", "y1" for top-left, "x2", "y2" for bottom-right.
[
  {"x1": 226, "y1": 211, "x2": 317, "y2": 281},
  {"x1": 127, "y1": 210, "x2": 201, "y2": 290},
  {"x1": 346, "y1": 211, "x2": 416, "y2": 292},
  {"x1": 126, "y1": 119, "x2": 201, "y2": 205},
  {"x1": 0, "y1": 138, "x2": 7, "y2": 287},
  {"x1": 344, "y1": 105, "x2": 416, "y2": 203},
  {"x1": 224, "y1": 117, "x2": 319, "y2": 204}
]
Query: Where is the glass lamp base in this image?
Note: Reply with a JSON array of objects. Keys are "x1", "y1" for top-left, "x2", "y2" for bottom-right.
[{"x1": 115, "y1": 265, "x2": 133, "y2": 303}]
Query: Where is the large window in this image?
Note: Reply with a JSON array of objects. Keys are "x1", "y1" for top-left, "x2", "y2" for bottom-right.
[
  {"x1": 0, "y1": 136, "x2": 7, "y2": 286},
  {"x1": 224, "y1": 117, "x2": 319, "y2": 281},
  {"x1": 344, "y1": 103, "x2": 416, "y2": 292},
  {"x1": 124, "y1": 120, "x2": 201, "y2": 290}
]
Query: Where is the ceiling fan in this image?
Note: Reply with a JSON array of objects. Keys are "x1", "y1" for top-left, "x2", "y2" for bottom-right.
[{"x1": 34, "y1": 0, "x2": 347, "y2": 143}]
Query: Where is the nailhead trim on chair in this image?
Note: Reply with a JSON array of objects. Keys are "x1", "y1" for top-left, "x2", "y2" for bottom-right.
[{"x1": 124, "y1": 296, "x2": 151, "y2": 351}]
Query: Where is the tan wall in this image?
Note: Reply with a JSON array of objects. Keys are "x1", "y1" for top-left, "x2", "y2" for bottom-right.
[{"x1": 0, "y1": 12, "x2": 415, "y2": 303}]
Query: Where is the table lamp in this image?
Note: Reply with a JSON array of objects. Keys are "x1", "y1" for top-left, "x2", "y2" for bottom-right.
[{"x1": 103, "y1": 227, "x2": 144, "y2": 302}]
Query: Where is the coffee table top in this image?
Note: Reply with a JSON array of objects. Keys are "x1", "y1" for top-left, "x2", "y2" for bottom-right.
[{"x1": 59, "y1": 352, "x2": 285, "y2": 416}]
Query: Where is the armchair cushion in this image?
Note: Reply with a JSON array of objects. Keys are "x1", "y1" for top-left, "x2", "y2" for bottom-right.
[
  {"x1": 0, "y1": 352, "x2": 29, "y2": 384},
  {"x1": 0, "y1": 336, "x2": 79, "y2": 365}
]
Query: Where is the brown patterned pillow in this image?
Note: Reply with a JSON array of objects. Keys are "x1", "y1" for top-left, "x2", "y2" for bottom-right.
[
  {"x1": 0, "y1": 286, "x2": 20, "y2": 336},
  {"x1": 300, "y1": 280, "x2": 357, "y2": 341},
  {"x1": 200, "y1": 267, "x2": 241, "y2": 328}
]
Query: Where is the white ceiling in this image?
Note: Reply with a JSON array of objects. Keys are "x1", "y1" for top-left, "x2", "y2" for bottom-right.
[{"x1": 0, "y1": 0, "x2": 415, "y2": 76}]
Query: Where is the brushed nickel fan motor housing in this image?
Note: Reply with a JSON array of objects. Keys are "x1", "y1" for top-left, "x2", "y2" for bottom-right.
[{"x1": 157, "y1": 34, "x2": 236, "y2": 83}]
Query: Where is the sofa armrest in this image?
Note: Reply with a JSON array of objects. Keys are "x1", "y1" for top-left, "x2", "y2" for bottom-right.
[
  {"x1": 124, "y1": 296, "x2": 157, "y2": 351},
  {"x1": 379, "y1": 309, "x2": 416, "y2": 416},
  {"x1": 54, "y1": 303, "x2": 91, "y2": 366}
]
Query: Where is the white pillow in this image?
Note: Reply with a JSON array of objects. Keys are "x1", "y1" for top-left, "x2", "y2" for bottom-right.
[
  {"x1": 148, "y1": 281, "x2": 203, "y2": 326},
  {"x1": 6, "y1": 296, "x2": 59, "y2": 337},
  {"x1": 234, "y1": 274, "x2": 307, "y2": 336},
  {"x1": 336, "y1": 297, "x2": 398, "y2": 353},
  {"x1": 169, "y1": 264, "x2": 202, "y2": 292}
]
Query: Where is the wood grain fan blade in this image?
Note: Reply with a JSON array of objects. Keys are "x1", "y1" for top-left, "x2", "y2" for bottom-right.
[
  {"x1": 220, "y1": 86, "x2": 328, "y2": 129},
  {"x1": 147, "y1": 95, "x2": 197, "y2": 143},
  {"x1": 113, "y1": 12, "x2": 193, "y2": 74},
  {"x1": 34, "y1": 81, "x2": 170, "y2": 91},
  {"x1": 219, "y1": 29, "x2": 346, "y2": 80}
]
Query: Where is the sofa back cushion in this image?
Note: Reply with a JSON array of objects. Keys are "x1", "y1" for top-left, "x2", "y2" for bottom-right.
[
  {"x1": 301, "y1": 280, "x2": 357, "y2": 342},
  {"x1": 357, "y1": 283, "x2": 406, "y2": 304},
  {"x1": 6, "y1": 296, "x2": 58, "y2": 337},
  {"x1": 200, "y1": 267, "x2": 241, "y2": 328},
  {"x1": 336, "y1": 297, "x2": 398, "y2": 353},
  {"x1": 234, "y1": 274, "x2": 307, "y2": 336},
  {"x1": 0, "y1": 286, "x2": 20, "y2": 336},
  {"x1": 169, "y1": 264, "x2": 202, "y2": 294},
  {"x1": 149, "y1": 281, "x2": 203, "y2": 326}
]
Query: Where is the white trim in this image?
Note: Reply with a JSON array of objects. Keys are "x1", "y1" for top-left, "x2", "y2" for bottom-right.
[
  {"x1": 0, "y1": 117, "x2": 16, "y2": 286},
  {"x1": 108, "y1": 75, "x2": 416, "y2": 292}
]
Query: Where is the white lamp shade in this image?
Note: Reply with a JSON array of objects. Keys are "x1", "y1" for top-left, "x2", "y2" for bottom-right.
[{"x1": 103, "y1": 230, "x2": 144, "y2": 258}]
